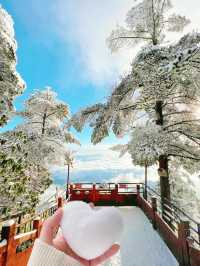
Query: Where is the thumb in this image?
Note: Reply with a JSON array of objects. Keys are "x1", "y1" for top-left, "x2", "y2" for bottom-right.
[{"x1": 40, "y1": 208, "x2": 63, "y2": 245}]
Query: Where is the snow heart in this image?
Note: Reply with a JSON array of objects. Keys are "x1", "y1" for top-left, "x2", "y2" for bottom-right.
[{"x1": 60, "y1": 201, "x2": 124, "y2": 260}]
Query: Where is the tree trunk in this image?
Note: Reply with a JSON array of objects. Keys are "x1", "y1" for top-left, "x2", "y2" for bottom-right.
[
  {"x1": 155, "y1": 101, "x2": 171, "y2": 221},
  {"x1": 159, "y1": 155, "x2": 170, "y2": 204},
  {"x1": 42, "y1": 112, "x2": 47, "y2": 135},
  {"x1": 66, "y1": 164, "x2": 70, "y2": 199},
  {"x1": 144, "y1": 162, "x2": 148, "y2": 200}
]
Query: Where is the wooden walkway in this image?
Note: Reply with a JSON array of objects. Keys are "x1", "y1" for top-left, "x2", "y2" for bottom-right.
[{"x1": 104, "y1": 207, "x2": 178, "y2": 266}]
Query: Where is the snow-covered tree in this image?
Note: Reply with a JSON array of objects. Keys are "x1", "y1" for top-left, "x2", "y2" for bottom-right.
[
  {"x1": 0, "y1": 5, "x2": 25, "y2": 127},
  {"x1": 111, "y1": 123, "x2": 161, "y2": 198},
  {"x1": 70, "y1": 31, "x2": 200, "y2": 220},
  {"x1": 70, "y1": 75, "x2": 136, "y2": 144},
  {"x1": 0, "y1": 131, "x2": 51, "y2": 216},
  {"x1": 107, "y1": 0, "x2": 190, "y2": 51},
  {"x1": 17, "y1": 88, "x2": 79, "y2": 168},
  {"x1": 0, "y1": 88, "x2": 79, "y2": 216},
  {"x1": 129, "y1": 32, "x2": 200, "y2": 161},
  {"x1": 170, "y1": 160, "x2": 200, "y2": 220}
]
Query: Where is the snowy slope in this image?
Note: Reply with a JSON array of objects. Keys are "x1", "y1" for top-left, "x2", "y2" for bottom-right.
[{"x1": 103, "y1": 207, "x2": 178, "y2": 266}]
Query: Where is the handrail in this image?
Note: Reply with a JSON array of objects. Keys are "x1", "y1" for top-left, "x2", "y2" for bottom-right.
[
  {"x1": 145, "y1": 185, "x2": 200, "y2": 249},
  {"x1": 146, "y1": 185, "x2": 200, "y2": 224}
]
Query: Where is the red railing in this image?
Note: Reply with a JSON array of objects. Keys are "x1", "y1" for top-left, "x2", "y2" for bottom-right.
[
  {"x1": 69, "y1": 182, "x2": 142, "y2": 206},
  {"x1": 0, "y1": 197, "x2": 63, "y2": 266},
  {"x1": 136, "y1": 185, "x2": 200, "y2": 266},
  {"x1": 70, "y1": 182, "x2": 200, "y2": 266},
  {"x1": 0, "y1": 182, "x2": 200, "y2": 266}
]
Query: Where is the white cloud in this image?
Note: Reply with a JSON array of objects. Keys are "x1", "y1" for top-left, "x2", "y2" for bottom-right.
[
  {"x1": 51, "y1": 0, "x2": 136, "y2": 87},
  {"x1": 52, "y1": 144, "x2": 133, "y2": 171},
  {"x1": 50, "y1": 0, "x2": 200, "y2": 87},
  {"x1": 74, "y1": 145, "x2": 134, "y2": 171},
  {"x1": 50, "y1": 144, "x2": 158, "y2": 184}
]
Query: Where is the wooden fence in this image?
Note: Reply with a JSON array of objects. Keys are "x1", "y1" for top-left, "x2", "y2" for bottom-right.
[{"x1": 0, "y1": 197, "x2": 63, "y2": 266}]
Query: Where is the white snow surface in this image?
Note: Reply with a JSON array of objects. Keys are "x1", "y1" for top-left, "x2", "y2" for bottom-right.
[{"x1": 103, "y1": 207, "x2": 178, "y2": 266}]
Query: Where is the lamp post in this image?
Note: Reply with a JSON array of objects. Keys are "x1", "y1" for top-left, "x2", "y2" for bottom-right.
[
  {"x1": 66, "y1": 163, "x2": 70, "y2": 199},
  {"x1": 65, "y1": 152, "x2": 74, "y2": 199}
]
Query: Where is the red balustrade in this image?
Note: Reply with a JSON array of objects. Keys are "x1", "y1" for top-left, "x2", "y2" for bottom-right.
[{"x1": 0, "y1": 183, "x2": 200, "y2": 266}]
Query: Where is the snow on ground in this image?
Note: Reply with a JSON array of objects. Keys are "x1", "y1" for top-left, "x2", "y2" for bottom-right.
[{"x1": 103, "y1": 207, "x2": 178, "y2": 266}]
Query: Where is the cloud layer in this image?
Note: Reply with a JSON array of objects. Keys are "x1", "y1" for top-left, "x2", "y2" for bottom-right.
[{"x1": 51, "y1": 144, "x2": 158, "y2": 185}]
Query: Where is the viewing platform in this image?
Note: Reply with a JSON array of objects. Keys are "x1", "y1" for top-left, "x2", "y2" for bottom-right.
[{"x1": 0, "y1": 182, "x2": 200, "y2": 266}]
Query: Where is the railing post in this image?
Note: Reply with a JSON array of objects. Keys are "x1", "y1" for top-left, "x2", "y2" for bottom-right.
[
  {"x1": 57, "y1": 196, "x2": 63, "y2": 208},
  {"x1": 69, "y1": 184, "x2": 73, "y2": 200},
  {"x1": 136, "y1": 184, "x2": 140, "y2": 195},
  {"x1": 197, "y1": 223, "x2": 200, "y2": 245},
  {"x1": 136, "y1": 184, "x2": 141, "y2": 207},
  {"x1": 114, "y1": 183, "x2": 118, "y2": 205},
  {"x1": 92, "y1": 183, "x2": 96, "y2": 204},
  {"x1": 33, "y1": 217, "x2": 42, "y2": 238},
  {"x1": 16, "y1": 214, "x2": 22, "y2": 234},
  {"x1": 178, "y1": 220, "x2": 191, "y2": 266},
  {"x1": 70, "y1": 184, "x2": 73, "y2": 191},
  {"x1": 151, "y1": 197, "x2": 157, "y2": 230},
  {"x1": 66, "y1": 184, "x2": 68, "y2": 200},
  {"x1": 2, "y1": 220, "x2": 16, "y2": 266},
  {"x1": 143, "y1": 183, "x2": 147, "y2": 200}
]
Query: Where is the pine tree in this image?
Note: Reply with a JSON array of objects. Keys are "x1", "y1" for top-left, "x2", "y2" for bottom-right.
[
  {"x1": 70, "y1": 1, "x2": 200, "y2": 220},
  {"x1": 0, "y1": 131, "x2": 51, "y2": 216},
  {"x1": 0, "y1": 88, "x2": 79, "y2": 216},
  {"x1": 0, "y1": 5, "x2": 25, "y2": 127},
  {"x1": 17, "y1": 88, "x2": 79, "y2": 168}
]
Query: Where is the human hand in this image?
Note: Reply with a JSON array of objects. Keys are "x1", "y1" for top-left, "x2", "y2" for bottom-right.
[{"x1": 40, "y1": 208, "x2": 120, "y2": 266}]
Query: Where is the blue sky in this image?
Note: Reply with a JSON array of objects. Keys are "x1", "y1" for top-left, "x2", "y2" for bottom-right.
[{"x1": 1, "y1": 0, "x2": 200, "y2": 186}]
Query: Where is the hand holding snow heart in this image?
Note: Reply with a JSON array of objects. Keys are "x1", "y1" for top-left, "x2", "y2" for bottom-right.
[
  {"x1": 39, "y1": 202, "x2": 122, "y2": 265},
  {"x1": 60, "y1": 201, "x2": 124, "y2": 260}
]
